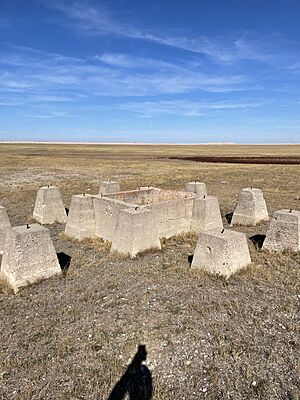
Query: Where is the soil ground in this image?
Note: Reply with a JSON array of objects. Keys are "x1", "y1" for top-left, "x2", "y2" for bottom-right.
[{"x1": 0, "y1": 143, "x2": 299, "y2": 400}]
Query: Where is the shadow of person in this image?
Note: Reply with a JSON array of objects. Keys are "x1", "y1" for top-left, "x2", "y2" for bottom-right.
[{"x1": 108, "y1": 344, "x2": 153, "y2": 400}]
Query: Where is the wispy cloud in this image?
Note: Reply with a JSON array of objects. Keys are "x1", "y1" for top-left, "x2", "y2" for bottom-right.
[
  {"x1": 28, "y1": 94, "x2": 78, "y2": 102},
  {"x1": 116, "y1": 99, "x2": 264, "y2": 117},
  {"x1": 0, "y1": 100, "x2": 22, "y2": 106},
  {"x1": 45, "y1": 1, "x2": 295, "y2": 66},
  {"x1": 0, "y1": 45, "x2": 247, "y2": 103},
  {"x1": 26, "y1": 110, "x2": 69, "y2": 119},
  {"x1": 95, "y1": 52, "x2": 186, "y2": 70}
]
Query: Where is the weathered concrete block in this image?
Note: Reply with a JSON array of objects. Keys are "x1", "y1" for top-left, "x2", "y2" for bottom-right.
[
  {"x1": 33, "y1": 186, "x2": 67, "y2": 225},
  {"x1": 231, "y1": 188, "x2": 268, "y2": 226},
  {"x1": 191, "y1": 195, "x2": 223, "y2": 233},
  {"x1": 148, "y1": 197, "x2": 194, "y2": 238},
  {"x1": 99, "y1": 180, "x2": 121, "y2": 195},
  {"x1": 186, "y1": 182, "x2": 207, "y2": 197},
  {"x1": 191, "y1": 228, "x2": 251, "y2": 277},
  {"x1": 93, "y1": 196, "x2": 138, "y2": 241},
  {"x1": 0, "y1": 206, "x2": 11, "y2": 254},
  {"x1": 263, "y1": 209, "x2": 300, "y2": 252},
  {"x1": 0, "y1": 224, "x2": 61, "y2": 293},
  {"x1": 111, "y1": 207, "x2": 161, "y2": 258},
  {"x1": 65, "y1": 194, "x2": 95, "y2": 241}
]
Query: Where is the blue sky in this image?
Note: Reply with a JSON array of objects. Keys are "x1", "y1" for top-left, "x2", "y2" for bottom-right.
[{"x1": 0, "y1": 0, "x2": 300, "y2": 143}]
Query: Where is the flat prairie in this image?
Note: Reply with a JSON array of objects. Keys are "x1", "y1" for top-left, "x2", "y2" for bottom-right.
[{"x1": 0, "y1": 143, "x2": 299, "y2": 400}]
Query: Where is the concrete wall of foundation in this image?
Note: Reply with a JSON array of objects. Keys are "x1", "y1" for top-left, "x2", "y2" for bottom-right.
[
  {"x1": 66, "y1": 187, "x2": 219, "y2": 242},
  {"x1": 103, "y1": 187, "x2": 161, "y2": 205},
  {"x1": 147, "y1": 197, "x2": 194, "y2": 238}
]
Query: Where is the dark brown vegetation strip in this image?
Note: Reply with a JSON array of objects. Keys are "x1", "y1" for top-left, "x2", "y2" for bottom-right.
[{"x1": 163, "y1": 156, "x2": 300, "y2": 165}]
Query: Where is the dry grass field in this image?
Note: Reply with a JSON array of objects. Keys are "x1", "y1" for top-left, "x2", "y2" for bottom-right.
[{"x1": 0, "y1": 143, "x2": 299, "y2": 399}]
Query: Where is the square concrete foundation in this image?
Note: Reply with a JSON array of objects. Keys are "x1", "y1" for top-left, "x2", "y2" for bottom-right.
[
  {"x1": 65, "y1": 194, "x2": 95, "y2": 241},
  {"x1": 191, "y1": 195, "x2": 223, "y2": 233},
  {"x1": 185, "y1": 182, "x2": 207, "y2": 197},
  {"x1": 0, "y1": 224, "x2": 61, "y2": 293},
  {"x1": 0, "y1": 206, "x2": 11, "y2": 254},
  {"x1": 103, "y1": 187, "x2": 195, "y2": 239},
  {"x1": 191, "y1": 228, "x2": 251, "y2": 278},
  {"x1": 64, "y1": 186, "x2": 218, "y2": 254},
  {"x1": 99, "y1": 181, "x2": 121, "y2": 195},
  {"x1": 262, "y1": 209, "x2": 300, "y2": 252},
  {"x1": 33, "y1": 186, "x2": 67, "y2": 224},
  {"x1": 111, "y1": 207, "x2": 161, "y2": 258},
  {"x1": 231, "y1": 188, "x2": 269, "y2": 226}
]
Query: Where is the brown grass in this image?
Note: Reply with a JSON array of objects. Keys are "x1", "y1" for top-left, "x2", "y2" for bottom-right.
[{"x1": 0, "y1": 144, "x2": 299, "y2": 399}]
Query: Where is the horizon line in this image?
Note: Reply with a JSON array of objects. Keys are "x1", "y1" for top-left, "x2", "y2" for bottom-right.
[{"x1": 0, "y1": 141, "x2": 299, "y2": 146}]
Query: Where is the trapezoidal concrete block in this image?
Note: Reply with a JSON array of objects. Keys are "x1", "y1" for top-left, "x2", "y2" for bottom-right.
[
  {"x1": 186, "y1": 182, "x2": 207, "y2": 197},
  {"x1": 99, "y1": 181, "x2": 121, "y2": 195},
  {"x1": 191, "y1": 195, "x2": 223, "y2": 233},
  {"x1": 231, "y1": 188, "x2": 269, "y2": 226},
  {"x1": 191, "y1": 228, "x2": 251, "y2": 278},
  {"x1": 262, "y1": 209, "x2": 300, "y2": 252},
  {"x1": 33, "y1": 186, "x2": 67, "y2": 224},
  {"x1": 111, "y1": 207, "x2": 161, "y2": 258},
  {"x1": 65, "y1": 194, "x2": 95, "y2": 241},
  {"x1": 0, "y1": 206, "x2": 11, "y2": 254},
  {"x1": 0, "y1": 224, "x2": 61, "y2": 293}
]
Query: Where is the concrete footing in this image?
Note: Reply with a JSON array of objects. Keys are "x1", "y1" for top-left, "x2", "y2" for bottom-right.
[
  {"x1": 99, "y1": 181, "x2": 121, "y2": 195},
  {"x1": 231, "y1": 188, "x2": 269, "y2": 226},
  {"x1": 0, "y1": 206, "x2": 11, "y2": 254},
  {"x1": 33, "y1": 186, "x2": 67, "y2": 224},
  {"x1": 0, "y1": 224, "x2": 61, "y2": 293},
  {"x1": 111, "y1": 207, "x2": 161, "y2": 257},
  {"x1": 65, "y1": 194, "x2": 95, "y2": 241},
  {"x1": 191, "y1": 195, "x2": 223, "y2": 233},
  {"x1": 263, "y1": 209, "x2": 300, "y2": 252},
  {"x1": 186, "y1": 182, "x2": 207, "y2": 197},
  {"x1": 191, "y1": 228, "x2": 251, "y2": 277}
]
